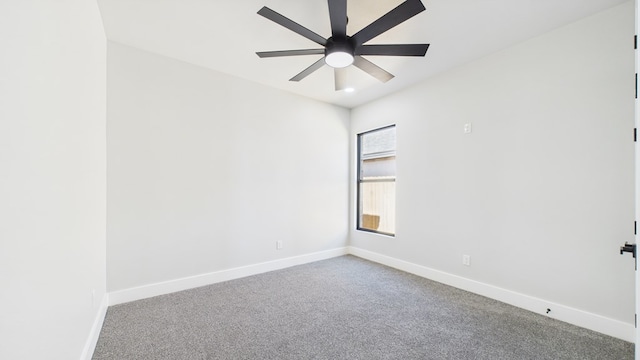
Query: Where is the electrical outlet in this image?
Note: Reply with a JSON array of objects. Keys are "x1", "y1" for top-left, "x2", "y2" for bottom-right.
[
  {"x1": 276, "y1": 240, "x2": 283, "y2": 250},
  {"x1": 464, "y1": 123, "x2": 472, "y2": 134},
  {"x1": 462, "y1": 255, "x2": 471, "y2": 266}
]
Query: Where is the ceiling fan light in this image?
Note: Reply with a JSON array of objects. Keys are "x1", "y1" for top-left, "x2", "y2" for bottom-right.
[{"x1": 325, "y1": 51, "x2": 354, "y2": 68}]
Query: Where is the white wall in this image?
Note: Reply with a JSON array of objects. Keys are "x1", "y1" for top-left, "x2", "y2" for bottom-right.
[
  {"x1": 0, "y1": 1, "x2": 107, "y2": 359},
  {"x1": 107, "y1": 42, "x2": 350, "y2": 292},
  {"x1": 351, "y1": 1, "x2": 635, "y2": 329}
]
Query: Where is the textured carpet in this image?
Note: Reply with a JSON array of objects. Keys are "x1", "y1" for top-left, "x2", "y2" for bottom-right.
[{"x1": 93, "y1": 255, "x2": 633, "y2": 359}]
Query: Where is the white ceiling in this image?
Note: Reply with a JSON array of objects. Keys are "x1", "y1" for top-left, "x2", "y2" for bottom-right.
[{"x1": 98, "y1": 0, "x2": 629, "y2": 109}]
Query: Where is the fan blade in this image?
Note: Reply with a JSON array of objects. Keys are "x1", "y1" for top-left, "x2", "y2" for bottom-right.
[
  {"x1": 290, "y1": 57, "x2": 326, "y2": 82},
  {"x1": 356, "y1": 44, "x2": 429, "y2": 56},
  {"x1": 328, "y1": 0, "x2": 347, "y2": 39},
  {"x1": 258, "y1": 7, "x2": 327, "y2": 46},
  {"x1": 353, "y1": 56, "x2": 394, "y2": 83},
  {"x1": 351, "y1": 0, "x2": 426, "y2": 46},
  {"x1": 257, "y1": 49, "x2": 325, "y2": 58},
  {"x1": 334, "y1": 67, "x2": 348, "y2": 91}
]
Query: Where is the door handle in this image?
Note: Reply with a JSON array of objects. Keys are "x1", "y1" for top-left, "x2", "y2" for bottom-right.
[{"x1": 620, "y1": 242, "x2": 636, "y2": 258}]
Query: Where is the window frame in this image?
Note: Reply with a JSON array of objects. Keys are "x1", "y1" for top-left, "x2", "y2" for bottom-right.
[{"x1": 356, "y1": 125, "x2": 396, "y2": 237}]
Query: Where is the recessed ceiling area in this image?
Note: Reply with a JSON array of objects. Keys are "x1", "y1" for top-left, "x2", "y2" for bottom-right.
[{"x1": 97, "y1": 0, "x2": 629, "y2": 108}]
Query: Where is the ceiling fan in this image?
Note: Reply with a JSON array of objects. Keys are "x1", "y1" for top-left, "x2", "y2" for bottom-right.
[{"x1": 256, "y1": 0, "x2": 430, "y2": 91}]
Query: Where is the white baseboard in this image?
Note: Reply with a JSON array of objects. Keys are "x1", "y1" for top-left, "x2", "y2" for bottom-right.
[
  {"x1": 80, "y1": 293, "x2": 109, "y2": 360},
  {"x1": 347, "y1": 246, "x2": 635, "y2": 343},
  {"x1": 109, "y1": 247, "x2": 349, "y2": 306}
]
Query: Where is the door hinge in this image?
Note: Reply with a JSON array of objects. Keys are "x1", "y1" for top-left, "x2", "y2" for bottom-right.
[
  {"x1": 635, "y1": 35, "x2": 637, "y2": 50},
  {"x1": 635, "y1": 128, "x2": 637, "y2": 142},
  {"x1": 635, "y1": 221, "x2": 637, "y2": 235},
  {"x1": 635, "y1": 314, "x2": 637, "y2": 328}
]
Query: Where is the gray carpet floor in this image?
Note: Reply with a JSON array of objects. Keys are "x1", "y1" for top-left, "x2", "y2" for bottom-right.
[{"x1": 93, "y1": 255, "x2": 633, "y2": 359}]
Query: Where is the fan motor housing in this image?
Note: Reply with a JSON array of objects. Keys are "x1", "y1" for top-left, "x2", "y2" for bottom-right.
[{"x1": 325, "y1": 37, "x2": 355, "y2": 68}]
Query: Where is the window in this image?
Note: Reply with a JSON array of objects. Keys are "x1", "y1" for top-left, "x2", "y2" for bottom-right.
[{"x1": 357, "y1": 125, "x2": 396, "y2": 236}]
